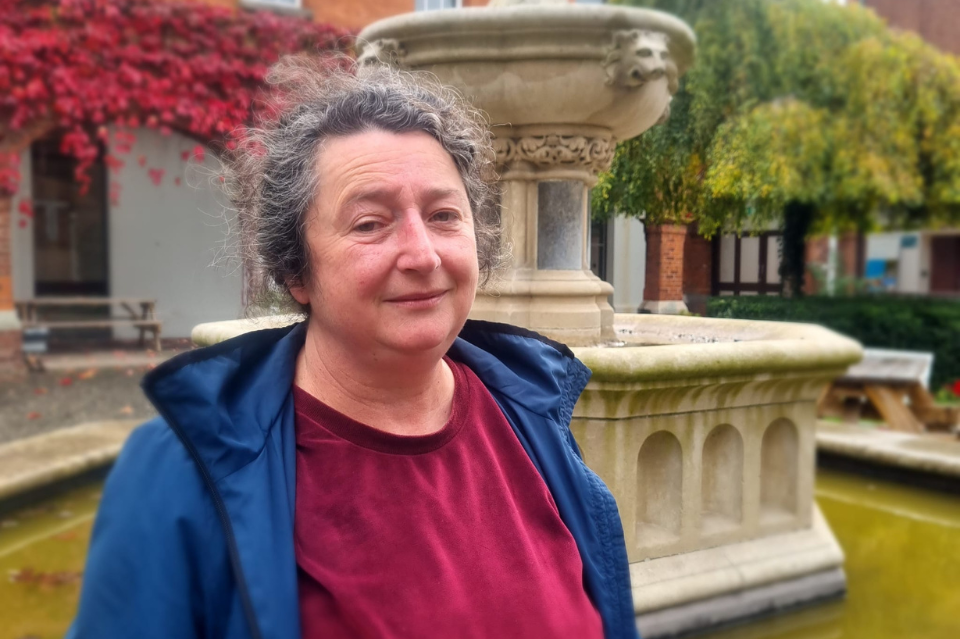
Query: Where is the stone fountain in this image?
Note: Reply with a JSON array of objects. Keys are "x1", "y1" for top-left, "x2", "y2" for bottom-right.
[
  {"x1": 194, "y1": 1, "x2": 863, "y2": 635},
  {"x1": 358, "y1": 0, "x2": 694, "y2": 346}
]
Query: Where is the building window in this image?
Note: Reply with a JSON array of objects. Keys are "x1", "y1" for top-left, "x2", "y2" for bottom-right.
[
  {"x1": 415, "y1": 0, "x2": 461, "y2": 10},
  {"x1": 713, "y1": 232, "x2": 783, "y2": 296},
  {"x1": 590, "y1": 219, "x2": 609, "y2": 282}
]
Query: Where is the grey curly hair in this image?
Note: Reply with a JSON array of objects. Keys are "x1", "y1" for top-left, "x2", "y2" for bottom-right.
[{"x1": 223, "y1": 55, "x2": 503, "y2": 312}]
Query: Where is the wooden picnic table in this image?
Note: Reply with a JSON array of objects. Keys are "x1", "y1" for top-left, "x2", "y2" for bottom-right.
[
  {"x1": 15, "y1": 297, "x2": 162, "y2": 351},
  {"x1": 818, "y1": 348, "x2": 960, "y2": 435}
]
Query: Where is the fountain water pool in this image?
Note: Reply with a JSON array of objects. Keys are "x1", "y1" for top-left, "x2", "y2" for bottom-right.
[{"x1": 4, "y1": 470, "x2": 957, "y2": 639}]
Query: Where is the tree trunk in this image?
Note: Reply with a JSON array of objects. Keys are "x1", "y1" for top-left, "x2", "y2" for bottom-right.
[{"x1": 779, "y1": 201, "x2": 815, "y2": 298}]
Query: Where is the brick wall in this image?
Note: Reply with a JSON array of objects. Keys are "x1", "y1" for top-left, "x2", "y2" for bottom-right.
[
  {"x1": 683, "y1": 224, "x2": 712, "y2": 314},
  {"x1": 0, "y1": 196, "x2": 12, "y2": 311},
  {"x1": 804, "y1": 236, "x2": 829, "y2": 295},
  {"x1": 213, "y1": 0, "x2": 491, "y2": 31},
  {"x1": 644, "y1": 224, "x2": 687, "y2": 302},
  {"x1": 683, "y1": 225, "x2": 712, "y2": 294},
  {"x1": 0, "y1": 329, "x2": 23, "y2": 380},
  {"x1": 863, "y1": 0, "x2": 960, "y2": 55}
]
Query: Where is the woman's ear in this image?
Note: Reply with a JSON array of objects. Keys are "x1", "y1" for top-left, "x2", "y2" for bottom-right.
[{"x1": 286, "y1": 276, "x2": 311, "y2": 306}]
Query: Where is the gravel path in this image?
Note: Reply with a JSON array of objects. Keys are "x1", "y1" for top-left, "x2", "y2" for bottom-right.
[{"x1": 0, "y1": 367, "x2": 157, "y2": 445}]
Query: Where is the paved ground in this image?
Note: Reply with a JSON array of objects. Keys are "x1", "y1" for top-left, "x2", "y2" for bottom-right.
[{"x1": 0, "y1": 366, "x2": 157, "y2": 446}]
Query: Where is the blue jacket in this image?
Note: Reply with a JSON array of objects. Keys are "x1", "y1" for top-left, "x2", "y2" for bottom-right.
[{"x1": 69, "y1": 320, "x2": 638, "y2": 639}]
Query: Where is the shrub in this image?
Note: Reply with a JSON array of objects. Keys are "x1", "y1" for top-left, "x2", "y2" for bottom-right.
[{"x1": 707, "y1": 295, "x2": 960, "y2": 390}]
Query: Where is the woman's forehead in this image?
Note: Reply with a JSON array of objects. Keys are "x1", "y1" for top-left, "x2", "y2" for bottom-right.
[{"x1": 317, "y1": 130, "x2": 469, "y2": 205}]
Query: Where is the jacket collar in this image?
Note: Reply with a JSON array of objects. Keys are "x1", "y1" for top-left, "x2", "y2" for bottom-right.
[
  {"x1": 143, "y1": 319, "x2": 589, "y2": 481},
  {"x1": 142, "y1": 321, "x2": 306, "y2": 481}
]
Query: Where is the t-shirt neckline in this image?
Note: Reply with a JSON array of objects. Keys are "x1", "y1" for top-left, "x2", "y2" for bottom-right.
[{"x1": 293, "y1": 357, "x2": 468, "y2": 455}]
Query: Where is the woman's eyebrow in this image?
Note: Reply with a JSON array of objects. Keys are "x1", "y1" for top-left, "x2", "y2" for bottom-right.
[{"x1": 343, "y1": 186, "x2": 465, "y2": 209}]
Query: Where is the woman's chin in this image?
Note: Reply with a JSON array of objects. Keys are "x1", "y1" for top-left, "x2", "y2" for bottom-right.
[{"x1": 378, "y1": 326, "x2": 461, "y2": 358}]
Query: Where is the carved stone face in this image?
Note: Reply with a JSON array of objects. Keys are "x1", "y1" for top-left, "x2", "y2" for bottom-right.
[{"x1": 604, "y1": 30, "x2": 675, "y2": 90}]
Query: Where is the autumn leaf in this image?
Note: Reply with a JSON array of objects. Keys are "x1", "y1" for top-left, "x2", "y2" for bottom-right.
[
  {"x1": 58, "y1": 377, "x2": 73, "y2": 387},
  {"x1": 77, "y1": 368, "x2": 97, "y2": 380},
  {"x1": 26, "y1": 412, "x2": 41, "y2": 420}
]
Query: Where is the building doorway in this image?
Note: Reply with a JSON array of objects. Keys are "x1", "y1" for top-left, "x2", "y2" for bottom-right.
[
  {"x1": 29, "y1": 138, "x2": 111, "y2": 342},
  {"x1": 30, "y1": 139, "x2": 109, "y2": 297},
  {"x1": 930, "y1": 235, "x2": 960, "y2": 294}
]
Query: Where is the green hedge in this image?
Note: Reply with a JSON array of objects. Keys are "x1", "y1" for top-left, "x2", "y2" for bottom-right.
[{"x1": 707, "y1": 295, "x2": 960, "y2": 390}]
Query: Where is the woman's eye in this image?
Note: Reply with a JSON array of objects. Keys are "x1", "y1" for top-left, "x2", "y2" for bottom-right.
[
  {"x1": 353, "y1": 220, "x2": 380, "y2": 233},
  {"x1": 432, "y1": 210, "x2": 458, "y2": 223}
]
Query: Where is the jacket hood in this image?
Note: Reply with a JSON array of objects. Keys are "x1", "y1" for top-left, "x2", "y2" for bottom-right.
[{"x1": 142, "y1": 319, "x2": 591, "y2": 483}]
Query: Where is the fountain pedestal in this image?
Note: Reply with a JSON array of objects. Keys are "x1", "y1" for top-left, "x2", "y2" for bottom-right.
[{"x1": 469, "y1": 125, "x2": 618, "y2": 344}]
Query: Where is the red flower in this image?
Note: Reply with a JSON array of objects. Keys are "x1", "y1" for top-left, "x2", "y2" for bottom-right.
[{"x1": 952, "y1": 380, "x2": 960, "y2": 397}]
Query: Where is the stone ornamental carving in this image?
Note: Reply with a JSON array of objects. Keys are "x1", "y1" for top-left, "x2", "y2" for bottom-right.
[
  {"x1": 357, "y1": 38, "x2": 406, "y2": 68},
  {"x1": 494, "y1": 134, "x2": 615, "y2": 173},
  {"x1": 603, "y1": 29, "x2": 679, "y2": 94}
]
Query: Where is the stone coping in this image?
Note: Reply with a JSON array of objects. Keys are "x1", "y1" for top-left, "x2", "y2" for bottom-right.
[
  {"x1": 0, "y1": 420, "x2": 139, "y2": 503},
  {"x1": 574, "y1": 314, "x2": 863, "y2": 383},
  {"x1": 816, "y1": 420, "x2": 960, "y2": 480},
  {"x1": 192, "y1": 314, "x2": 304, "y2": 348},
  {"x1": 358, "y1": 4, "x2": 697, "y2": 73},
  {"x1": 192, "y1": 313, "x2": 863, "y2": 384}
]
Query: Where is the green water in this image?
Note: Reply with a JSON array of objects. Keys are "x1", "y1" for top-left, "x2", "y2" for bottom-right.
[
  {"x1": 700, "y1": 469, "x2": 960, "y2": 639},
  {"x1": 0, "y1": 484, "x2": 99, "y2": 639},
  {"x1": 1, "y1": 471, "x2": 958, "y2": 638}
]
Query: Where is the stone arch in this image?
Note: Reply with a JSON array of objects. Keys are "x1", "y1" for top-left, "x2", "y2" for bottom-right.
[
  {"x1": 760, "y1": 418, "x2": 800, "y2": 520},
  {"x1": 636, "y1": 430, "x2": 683, "y2": 546},
  {"x1": 701, "y1": 424, "x2": 743, "y2": 534}
]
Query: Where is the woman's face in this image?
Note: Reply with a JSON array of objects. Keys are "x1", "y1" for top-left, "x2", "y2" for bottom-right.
[{"x1": 289, "y1": 129, "x2": 479, "y2": 360}]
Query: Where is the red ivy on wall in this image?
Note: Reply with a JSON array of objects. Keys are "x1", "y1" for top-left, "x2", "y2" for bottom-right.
[{"x1": 0, "y1": 0, "x2": 352, "y2": 195}]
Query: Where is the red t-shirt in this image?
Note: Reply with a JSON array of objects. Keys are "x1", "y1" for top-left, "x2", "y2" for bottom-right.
[{"x1": 293, "y1": 358, "x2": 604, "y2": 639}]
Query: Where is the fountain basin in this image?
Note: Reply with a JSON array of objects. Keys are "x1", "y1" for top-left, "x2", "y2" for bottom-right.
[
  {"x1": 358, "y1": 5, "x2": 695, "y2": 142},
  {"x1": 566, "y1": 313, "x2": 861, "y2": 635}
]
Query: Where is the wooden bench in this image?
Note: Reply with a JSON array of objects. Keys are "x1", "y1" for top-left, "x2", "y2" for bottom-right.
[
  {"x1": 818, "y1": 348, "x2": 960, "y2": 435},
  {"x1": 15, "y1": 297, "x2": 162, "y2": 351}
]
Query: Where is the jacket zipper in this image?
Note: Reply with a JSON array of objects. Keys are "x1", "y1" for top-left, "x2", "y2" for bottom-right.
[{"x1": 144, "y1": 391, "x2": 266, "y2": 639}]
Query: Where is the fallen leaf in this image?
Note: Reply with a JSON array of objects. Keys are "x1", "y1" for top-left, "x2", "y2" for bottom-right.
[
  {"x1": 58, "y1": 377, "x2": 73, "y2": 387},
  {"x1": 117, "y1": 405, "x2": 134, "y2": 415},
  {"x1": 77, "y1": 368, "x2": 98, "y2": 380},
  {"x1": 9, "y1": 567, "x2": 83, "y2": 587},
  {"x1": 33, "y1": 387, "x2": 48, "y2": 395},
  {"x1": 26, "y1": 412, "x2": 41, "y2": 420}
]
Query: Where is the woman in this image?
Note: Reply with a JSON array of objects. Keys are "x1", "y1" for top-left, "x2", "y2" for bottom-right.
[{"x1": 69, "y1": 57, "x2": 638, "y2": 639}]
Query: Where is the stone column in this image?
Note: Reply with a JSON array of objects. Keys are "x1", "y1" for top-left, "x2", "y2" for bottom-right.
[
  {"x1": 641, "y1": 223, "x2": 688, "y2": 314},
  {"x1": 469, "y1": 128, "x2": 616, "y2": 345},
  {"x1": 0, "y1": 195, "x2": 23, "y2": 379}
]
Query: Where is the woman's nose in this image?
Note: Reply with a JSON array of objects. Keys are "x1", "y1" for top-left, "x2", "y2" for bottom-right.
[{"x1": 396, "y1": 213, "x2": 441, "y2": 273}]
